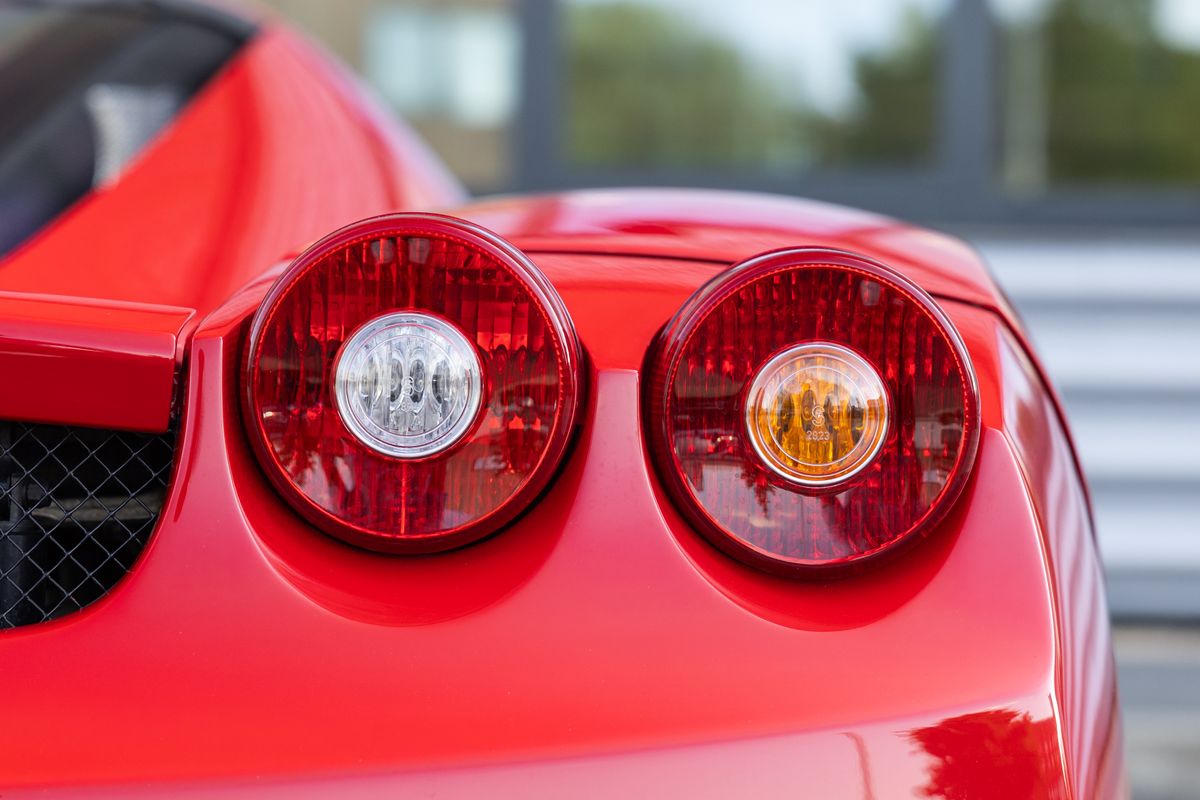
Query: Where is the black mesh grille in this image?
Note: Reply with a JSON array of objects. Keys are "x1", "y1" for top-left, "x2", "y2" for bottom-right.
[{"x1": 0, "y1": 422, "x2": 175, "y2": 628}]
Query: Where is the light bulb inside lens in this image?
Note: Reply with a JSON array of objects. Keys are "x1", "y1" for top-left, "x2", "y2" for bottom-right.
[
  {"x1": 334, "y1": 312, "x2": 482, "y2": 458},
  {"x1": 745, "y1": 342, "x2": 889, "y2": 486}
]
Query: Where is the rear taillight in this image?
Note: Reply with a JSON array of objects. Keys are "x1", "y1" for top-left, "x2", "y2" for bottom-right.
[
  {"x1": 243, "y1": 214, "x2": 582, "y2": 553},
  {"x1": 648, "y1": 248, "x2": 979, "y2": 575}
]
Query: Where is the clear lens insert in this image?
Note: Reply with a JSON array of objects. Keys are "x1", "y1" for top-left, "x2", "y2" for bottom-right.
[
  {"x1": 334, "y1": 312, "x2": 483, "y2": 459},
  {"x1": 744, "y1": 342, "x2": 889, "y2": 487}
]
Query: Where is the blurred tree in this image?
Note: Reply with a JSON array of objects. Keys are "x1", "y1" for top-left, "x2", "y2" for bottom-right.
[
  {"x1": 566, "y1": 0, "x2": 1200, "y2": 185},
  {"x1": 564, "y1": 2, "x2": 938, "y2": 170},
  {"x1": 813, "y1": 0, "x2": 1200, "y2": 182},
  {"x1": 566, "y1": 2, "x2": 805, "y2": 168},
  {"x1": 811, "y1": 7, "x2": 939, "y2": 165},
  {"x1": 1037, "y1": 0, "x2": 1200, "y2": 184}
]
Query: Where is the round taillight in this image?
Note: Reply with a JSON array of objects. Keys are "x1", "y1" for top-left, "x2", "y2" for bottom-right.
[
  {"x1": 648, "y1": 248, "x2": 979, "y2": 575},
  {"x1": 243, "y1": 214, "x2": 583, "y2": 553}
]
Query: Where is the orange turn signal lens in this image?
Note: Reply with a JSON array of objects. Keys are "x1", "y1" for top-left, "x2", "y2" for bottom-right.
[{"x1": 745, "y1": 342, "x2": 889, "y2": 487}]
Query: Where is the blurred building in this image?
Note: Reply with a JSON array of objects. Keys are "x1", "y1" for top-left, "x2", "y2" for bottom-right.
[{"x1": 261, "y1": 0, "x2": 1200, "y2": 618}]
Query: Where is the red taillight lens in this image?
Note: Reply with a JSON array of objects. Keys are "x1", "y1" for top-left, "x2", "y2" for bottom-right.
[
  {"x1": 648, "y1": 248, "x2": 979, "y2": 574},
  {"x1": 243, "y1": 214, "x2": 583, "y2": 553}
]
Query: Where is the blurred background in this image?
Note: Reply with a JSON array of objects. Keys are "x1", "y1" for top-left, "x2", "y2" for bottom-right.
[{"x1": 263, "y1": 0, "x2": 1197, "y2": 795}]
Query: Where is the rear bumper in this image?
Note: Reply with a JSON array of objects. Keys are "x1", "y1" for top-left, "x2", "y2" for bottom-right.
[
  {"x1": 36, "y1": 708, "x2": 1066, "y2": 798},
  {"x1": 0, "y1": 303, "x2": 1124, "y2": 798}
]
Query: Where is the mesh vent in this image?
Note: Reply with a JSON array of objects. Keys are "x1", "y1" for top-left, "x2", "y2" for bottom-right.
[{"x1": 0, "y1": 422, "x2": 175, "y2": 628}]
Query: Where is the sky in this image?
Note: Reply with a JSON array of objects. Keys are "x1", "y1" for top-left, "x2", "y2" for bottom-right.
[{"x1": 1154, "y1": 0, "x2": 1200, "y2": 50}]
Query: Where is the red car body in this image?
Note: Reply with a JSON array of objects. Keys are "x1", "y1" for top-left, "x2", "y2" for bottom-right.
[{"x1": 0, "y1": 7, "x2": 1125, "y2": 798}]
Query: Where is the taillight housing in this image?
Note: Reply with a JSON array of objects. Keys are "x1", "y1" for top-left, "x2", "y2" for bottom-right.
[
  {"x1": 243, "y1": 214, "x2": 583, "y2": 553},
  {"x1": 648, "y1": 248, "x2": 979, "y2": 575}
]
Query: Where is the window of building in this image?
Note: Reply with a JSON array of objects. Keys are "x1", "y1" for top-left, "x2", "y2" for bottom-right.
[
  {"x1": 363, "y1": 2, "x2": 519, "y2": 190},
  {"x1": 561, "y1": 0, "x2": 951, "y2": 173}
]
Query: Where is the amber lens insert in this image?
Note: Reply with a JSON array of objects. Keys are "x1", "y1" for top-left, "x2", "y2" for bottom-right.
[{"x1": 745, "y1": 342, "x2": 889, "y2": 487}]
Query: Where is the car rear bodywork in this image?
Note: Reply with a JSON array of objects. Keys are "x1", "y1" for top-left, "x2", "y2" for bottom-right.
[{"x1": 0, "y1": 8, "x2": 1125, "y2": 799}]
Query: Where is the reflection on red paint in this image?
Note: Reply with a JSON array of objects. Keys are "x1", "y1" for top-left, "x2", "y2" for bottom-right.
[{"x1": 909, "y1": 709, "x2": 1068, "y2": 799}]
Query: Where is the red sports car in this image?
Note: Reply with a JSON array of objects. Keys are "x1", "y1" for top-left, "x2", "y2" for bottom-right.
[{"x1": 0, "y1": 2, "x2": 1125, "y2": 797}]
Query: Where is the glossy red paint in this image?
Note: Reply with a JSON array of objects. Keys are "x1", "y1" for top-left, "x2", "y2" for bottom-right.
[
  {"x1": 0, "y1": 14, "x2": 1124, "y2": 798},
  {"x1": 0, "y1": 273, "x2": 1122, "y2": 798},
  {"x1": 456, "y1": 189, "x2": 1012, "y2": 315},
  {"x1": 0, "y1": 292, "x2": 192, "y2": 431},
  {"x1": 13, "y1": 704, "x2": 1067, "y2": 799},
  {"x1": 984, "y1": 322, "x2": 1127, "y2": 800}
]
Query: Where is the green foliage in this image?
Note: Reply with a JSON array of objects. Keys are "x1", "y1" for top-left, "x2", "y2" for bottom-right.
[
  {"x1": 565, "y1": 0, "x2": 1200, "y2": 185},
  {"x1": 564, "y1": 2, "x2": 937, "y2": 170},
  {"x1": 812, "y1": 7, "x2": 938, "y2": 166},
  {"x1": 1038, "y1": 0, "x2": 1200, "y2": 184},
  {"x1": 566, "y1": 3, "x2": 802, "y2": 168}
]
